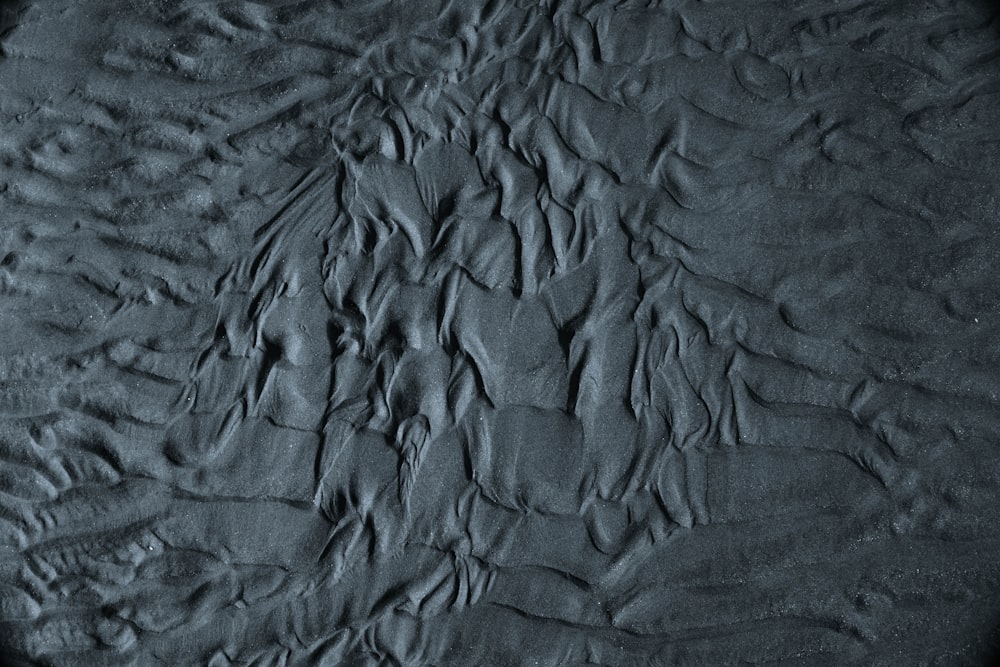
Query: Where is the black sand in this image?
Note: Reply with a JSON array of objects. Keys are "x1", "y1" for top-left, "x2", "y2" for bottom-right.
[{"x1": 1, "y1": 0, "x2": 1000, "y2": 664}]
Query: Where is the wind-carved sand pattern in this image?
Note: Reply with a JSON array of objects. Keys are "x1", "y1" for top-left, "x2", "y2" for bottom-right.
[{"x1": 1, "y1": 0, "x2": 1000, "y2": 664}]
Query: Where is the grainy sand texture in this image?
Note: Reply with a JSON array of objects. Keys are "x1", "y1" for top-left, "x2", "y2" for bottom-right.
[{"x1": 1, "y1": 0, "x2": 1000, "y2": 665}]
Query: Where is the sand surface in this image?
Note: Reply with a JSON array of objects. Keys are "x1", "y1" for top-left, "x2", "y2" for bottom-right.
[{"x1": 1, "y1": 0, "x2": 1000, "y2": 664}]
